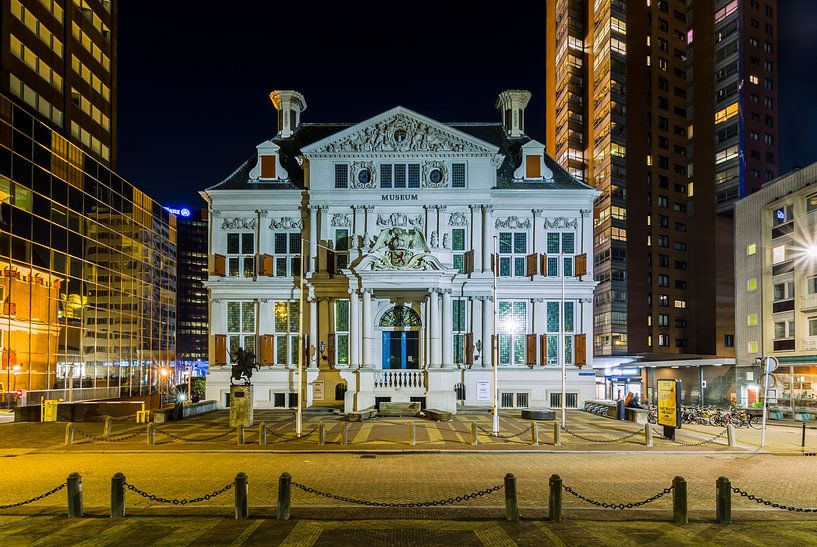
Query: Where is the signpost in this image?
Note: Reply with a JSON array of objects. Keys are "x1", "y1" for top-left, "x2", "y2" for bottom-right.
[{"x1": 657, "y1": 379, "x2": 682, "y2": 440}]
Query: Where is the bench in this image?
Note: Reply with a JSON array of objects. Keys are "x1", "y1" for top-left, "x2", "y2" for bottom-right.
[
  {"x1": 423, "y1": 409, "x2": 453, "y2": 421},
  {"x1": 347, "y1": 408, "x2": 377, "y2": 422},
  {"x1": 378, "y1": 401, "x2": 421, "y2": 417}
]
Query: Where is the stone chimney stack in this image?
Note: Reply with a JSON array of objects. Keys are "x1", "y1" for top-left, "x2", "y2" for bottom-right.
[
  {"x1": 269, "y1": 90, "x2": 307, "y2": 138},
  {"x1": 496, "y1": 90, "x2": 532, "y2": 138}
]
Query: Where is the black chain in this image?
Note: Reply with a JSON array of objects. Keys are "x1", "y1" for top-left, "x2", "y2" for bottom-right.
[
  {"x1": 74, "y1": 427, "x2": 147, "y2": 442},
  {"x1": 0, "y1": 482, "x2": 66, "y2": 509},
  {"x1": 263, "y1": 425, "x2": 319, "y2": 441},
  {"x1": 123, "y1": 481, "x2": 233, "y2": 505},
  {"x1": 732, "y1": 486, "x2": 817, "y2": 513},
  {"x1": 562, "y1": 483, "x2": 674, "y2": 510},
  {"x1": 563, "y1": 427, "x2": 643, "y2": 444},
  {"x1": 155, "y1": 428, "x2": 236, "y2": 442},
  {"x1": 652, "y1": 427, "x2": 728, "y2": 446},
  {"x1": 291, "y1": 481, "x2": 503, "y2": 508},
  {"x1": 477, "y1": 425, "x2": 532, "y2": 439}
]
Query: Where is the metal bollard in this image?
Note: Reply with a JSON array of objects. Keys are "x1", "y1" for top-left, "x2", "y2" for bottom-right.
[
  {"x1": 234, "y1": 472, "x2": 249, "y2": 520},
  {"x1": 504, "y1": 473, "x2": 519, "y2": 521},
  {"x1": 277, "y1": 472, "x2": 292, "y2": 520},
  {"x1": 146, "y1": 422, "x2": 155, "y2": 446},
  {"x1": 409, "y1": 422, "x2": 416, "y2": 446},
  {"x1": 237, "y1": 423, "x2": 245, "y2": 446},
  {"x1": 673, "y1": 476, "x2": 688, "y2": 525},
  {"x1": 65, "y1": 423, "x2": 74, "y2": 447},
  {"x1": 67, "y1": 472, "x2": 83, "y2": 518},
  {"x1": 726, "y1": 424, "x2": 736, "y2": 448},
  {"x1": 318, "y1": 422, "x2": 325, "y2": 446},
  {"x1": 111, "y1": 472, "x2": 126, "y2": 518},
  {"x1": 548, "y1": 474, "x2": 562, "y2": 522},
  {"x1": 258, "y1": 422, "x2": 267, "y2": 446},
  {"x1": 530, "y1": 422, "x2": 539, "y2": 446},
  {"x1": 645, "y1": 423, "x2": 654, "y2": 447},
  {"x1": 103, "y1": 416, "x2": 112, "y2": 438},
  {"x1": 553, "y1": 422, "x2": 561, "y2": 446},
  {"x1": 803, "y1": 420, "x2": 807, "y2": 449},
  {"x1": 342, "y1": 422, "x2": 349, "y2": 446},
  {"x1": 471, "y1": 422, "x2": 479, "y2": 446},
  {"x1": 716, "y1": 476, "x2": 732, "y2": 524}
]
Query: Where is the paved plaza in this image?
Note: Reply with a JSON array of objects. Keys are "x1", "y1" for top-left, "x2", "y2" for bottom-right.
[{"x1": 1, "y1": 409, "x2": 816, "y2": 545}]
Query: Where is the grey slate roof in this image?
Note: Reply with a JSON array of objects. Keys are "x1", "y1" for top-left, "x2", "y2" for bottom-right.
[{"x1": 207, "y1": 119, "x2": 592, "y2": 192}]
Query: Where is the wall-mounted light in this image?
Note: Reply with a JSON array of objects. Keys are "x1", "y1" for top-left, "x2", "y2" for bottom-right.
[{"x1": 319, "y1": 341, "x2": 327, "y2": 360}]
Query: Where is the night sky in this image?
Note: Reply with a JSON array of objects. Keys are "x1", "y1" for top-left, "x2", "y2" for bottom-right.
[{"x1": 116, "y1": 2, "x2": 817, "y2": 209}]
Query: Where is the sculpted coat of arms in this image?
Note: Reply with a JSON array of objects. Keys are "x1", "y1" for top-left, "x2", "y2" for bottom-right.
[{"x1": 368, "y1": 227, "x2": 434, "y2": 270}]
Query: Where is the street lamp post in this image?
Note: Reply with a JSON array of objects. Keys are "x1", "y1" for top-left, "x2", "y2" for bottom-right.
[{"x1": 492, "y1": 236, "x2": 499, "y2": 435}]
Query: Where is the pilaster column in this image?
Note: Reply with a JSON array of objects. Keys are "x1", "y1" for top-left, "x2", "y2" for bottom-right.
[
  {"x1": 441, "y1": 289, "x2": 452, "y2": 368},
  {"x1": 349, "y1": 289, "x2": 360, "y2": 368},
  {"x1": 362, "y1": 289, "x2": 374, "y2": 369},
  {"x1": 309, "y1": 298, "x2": 318, "y2": 369},
  {"x1": 256, "y1": 210, "x2": 268, "y2": 263},
  {"x1": 309, "y1": 206, "x2": 318, "y2": 273},
  {"x1": 437, "y1": 205, "x2": 448, "y2": 248},
  {"x1": 482, "y1": 205, "x2": 493, "y2": 272},
  {"x1": 533, "y1": 209, "x2": 544, "y2": 275},
  {"x1": 482, "y1": 296, "x2": 493, "y2": 368},
  {"x1": 429, "y1": 289, "x2": 441, "y2": 367},
  {"x1": 470, "y1": 204, "x2": 482, "y2": 271}
]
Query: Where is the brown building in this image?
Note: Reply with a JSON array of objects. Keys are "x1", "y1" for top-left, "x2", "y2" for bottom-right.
[
  {"x1": 546, "y1": 1, "x2": 778, "y2": 402},
  {"x1": 1, "y1": 0, "x2": 116, "y2": 167}
]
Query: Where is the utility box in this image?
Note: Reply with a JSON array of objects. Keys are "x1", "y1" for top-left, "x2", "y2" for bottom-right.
[
  {"x1": 229, "y1": 385, "x2": 253, "y2": 428},
  {"x1": 42, "y1": 400, "x2": 60, "y2": 422}
]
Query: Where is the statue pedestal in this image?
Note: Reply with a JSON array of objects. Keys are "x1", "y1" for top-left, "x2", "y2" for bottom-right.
[{"x1": 229, "y1": 385, "x2": 253, "y2": 428}]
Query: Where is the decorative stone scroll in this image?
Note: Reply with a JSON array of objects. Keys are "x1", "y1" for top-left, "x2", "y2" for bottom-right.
[
  {"x1": 331, "y1": 214, "x2": 351, "y2": 227},
  {"x1": 448, "y1": 212, "x2": 468, "y2": 227},
  {"x1": 376, "y1": 213, "x2": 423, "y2": 227},
  {"x1": 269, "y1": 217, "x2": 303, "y2": 230},
  {"x1": 543, "y1": 217, "x2": 578, "y2": 229},
  {"x1": 495, "y1": 216, "x2": 531, "y2": 230},
  {"x1": 422, "y1": 161, "x2": 448, "y2": 188},
  {"x1": 350, "y1": 161, "x2": 377, "y2": 189},
  {"x1": 222, "y1": 217, "x2": 256, "y2": 230}
]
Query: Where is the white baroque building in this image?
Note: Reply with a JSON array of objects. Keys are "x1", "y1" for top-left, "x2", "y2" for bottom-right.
[{"x1": 202, "y1": 90, "x2": 599, "y2": 413}]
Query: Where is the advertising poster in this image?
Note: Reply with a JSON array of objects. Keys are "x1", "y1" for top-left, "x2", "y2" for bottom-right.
[{"x1": 657, "y1": 379, "x2": 681, "y2": 428}]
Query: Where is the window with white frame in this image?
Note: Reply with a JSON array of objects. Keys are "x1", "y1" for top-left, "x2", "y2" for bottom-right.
[
  {"x1": 545, "y1": 301, "x2": 574, "y2": 366},
  {"x1": 452, "y1": 163, "x2": 466, "y2": 188},
  {"x1": 808, "y1": 275, "x2": 817, "y2": 295},
  {"x1": 498, "y1": 232, "x2": 527, "y2": 277},
  {"x1": 334, "y1": 229, "x2": 349, "y2": 270},
  {"x1": 774, "y1": 320, "x2": 795, "y2": 340},
  {"x1": 451, "y1": 228, "x2": 466, "y2": 273},
  {"x1": 334, "y1": 300, "x2": 349, "y2": 366},
  {"x1": 334, "y1": 164, "x2": 348, "y2": 189},
  {"x1": 273, "y1": 301, "x2": 300, "y2": 366},
  {"x1": 546, "y1": 232, "x2": 575, "y2": 276},
  {"x1": 227, "y1": 301, "x2": 255, "y2": 356},
  {"x1": 452, "y1": 298, "x2": 467, "y2": 365},
  {"x1": 227, "y1": 232, "x2": 255, "y2": 278},
  {"x1": 773, "y1": 280, "x2": 795, "y2": 301},
  {"x1": 274, "y1": 232, "x2": 301, "y2": 277},
  {"x1": 498, "y1": 300, "x2": 527, "y2": 365},
  {"x1": 550, "y1": 392, "x2": 579, "y2": 409}
]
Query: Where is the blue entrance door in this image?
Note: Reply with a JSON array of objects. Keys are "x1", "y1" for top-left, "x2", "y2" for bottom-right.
[{"x1": 382, "y1": 331, "x2": 420, "y2": 369}]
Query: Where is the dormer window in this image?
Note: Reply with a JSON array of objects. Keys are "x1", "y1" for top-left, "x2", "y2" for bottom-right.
[
  {"x1": 250, "y1": 140, "x2": 287, "y2": 182},
  {"x1": 514, "y1": 140, "x2": 553, "y2": 182},
  {"x1": 260, "y1": 155, "x2": 277, "y2": 179}
]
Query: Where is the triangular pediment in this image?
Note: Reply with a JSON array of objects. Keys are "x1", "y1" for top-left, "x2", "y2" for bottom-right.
[{"x1": 301, "y1": 107, "x2": 499, "y2": 156}]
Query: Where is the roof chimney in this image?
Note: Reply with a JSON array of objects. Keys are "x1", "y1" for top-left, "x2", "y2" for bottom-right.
[
  {"x1": 270, "y1": 90, "x2": 307, "y2": 138},
  {"x1": 496, "y1": 90, "x2": 531, "y2": 138}
]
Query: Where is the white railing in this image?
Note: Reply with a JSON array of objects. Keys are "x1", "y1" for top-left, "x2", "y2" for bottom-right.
[{"x1": 374, "y1": 370, "x2": 426, "y2": 390}]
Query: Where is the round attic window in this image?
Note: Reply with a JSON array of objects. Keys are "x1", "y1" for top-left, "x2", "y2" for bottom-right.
[
  {"x1": 357, "y1": 169, "x2": 371, "y2": 185},
  {"x1": 429, "y1": 168, "x2": 443, "y2": 184}
]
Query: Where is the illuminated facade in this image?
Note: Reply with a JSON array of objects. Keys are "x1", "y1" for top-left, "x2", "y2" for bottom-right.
[
  {"x1": 2, "y1": 0, "x2": 116, "y2": 166},
  {"x1": 203, "y1": 90, "x2": 598, "y2": 413},
  {"x1": 175, "y1": 208, "x2": 208, "y2": 375},
  {"x1": 0, "y1": 93, "x2": 175, "y2": 403},
  {"x1": 545, "y1": 1, "x2": 777, "y2": 376}
]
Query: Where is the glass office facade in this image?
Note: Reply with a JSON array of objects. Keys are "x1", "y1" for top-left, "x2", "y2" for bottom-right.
[{"x1": 0, "y1": 94, "x2": 175, "y2": 402}]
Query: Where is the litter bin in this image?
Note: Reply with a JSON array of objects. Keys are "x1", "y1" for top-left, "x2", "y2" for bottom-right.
[
  {"x1": 42, "y1": 400, "x2": 60, "y2": 422},
  {"x1": 616, "y1": 400, "x2": 625, "y2": 421}
]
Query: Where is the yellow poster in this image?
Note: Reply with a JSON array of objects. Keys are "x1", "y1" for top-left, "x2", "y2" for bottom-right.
[{"x1": 657, "y1": 379, "x2": 679, "y2": 428}]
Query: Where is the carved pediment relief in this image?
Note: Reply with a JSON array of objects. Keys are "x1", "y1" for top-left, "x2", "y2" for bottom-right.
[
  {"x1": 376, "y1": 213, "x2": 424, "y2": 228},
  {"x1": 222, "y1": 217, "x2": 256, "y2": 230},
  {"x1": 356, "y1": 227, "x2": 443, "y2": 271},
  {"x1": 269, "y1": 217, "x2": 303, "y2": 230}
]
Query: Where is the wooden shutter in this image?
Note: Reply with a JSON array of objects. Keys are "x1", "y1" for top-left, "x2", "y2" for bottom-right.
[
  {"x1": 575, "y1": 253, "x2": 587, "y2": 277},
  {"x1": 326, "y1": 250, "x2": 335, "y2": 278},
  {"x1": 463, "y1": 250, "x2": 475, "y2": 274},
  {"x1": 540, "y1": 334, "x2": 548, "y2": 366},
  {"x1": 260, "y1": 155, "x2": 277, "y2": 179},
  {"x1": 260, "y1": 254, "x2": 274, "y2": 276},
  {"x1": 2, "y1": 349, "x2": 16, "y2": 368},
  {"x1": 540, "y1": 253, "x2": 548, "y2": 276},
  {"x1": 212, "y1": 254, "x2": 226, "y2": 276},
  {"x1": 526, "y1": 334, "x2": 537, "y2": 366},
  {"x1": 261, "y1": 335, "x2": 274, "y2": 365},
  {"x1": 3, "y1": 301, "x2": 16, "y2": 315},
  {"x1": 464, "y1": 332, "x2": 474, "y2": 365},
  {"x1": 303, "y1": 334, "x2": 310, "y2": 366},
  {"x1": 526, "y1": 155, "x2": 541, "y2": 178},
  {"x1": 327, "y1": 333, "x2": 336, "y2": 365},
  {"x1": 213, "y1": 335, "x2": 227, "y2": 365},
  {"x1": 526, "y1": 253, "x2": 538, "y2": 277},
  {"x1": 574, "y1": 334, "x2": 587, "y2": 367}
]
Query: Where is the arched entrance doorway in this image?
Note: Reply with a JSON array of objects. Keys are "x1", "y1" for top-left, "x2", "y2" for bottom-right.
[{"x1": 379, "y1": 306, "x2": 421, "y2": 370}]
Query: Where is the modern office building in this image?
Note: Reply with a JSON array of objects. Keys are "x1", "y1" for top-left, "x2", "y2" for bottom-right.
[
  {"x1": 202, "y1": 90, "x2": 598, "y2": 413},
  {"x1": 0, "y1": 92, "x2": 175, "y2": 405},
  {"x1": 735, "y1": 162, "x2": 817, "y2": 414},
  {"x1": 545, "y1": 0, "x2": 777, "y2": 402},
  {"x1": 174, "y1": 207, "x2": 208, "y2": 378},
  {"x1": 2, "y1": 0, "x2": 117, "y2": 167}
]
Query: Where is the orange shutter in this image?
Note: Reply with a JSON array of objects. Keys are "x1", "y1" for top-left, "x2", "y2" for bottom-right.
[
  {"x1": 464, "y1": 332, "x2": 474, "y2": 365},
  {"x1": 260, "y1": 254, "x2": 274, "y2": 276},
  {"x1": 212, "y1": 254, "x2": 226, "y2": 276},
  {"x1": 3, "y1": 301, "x2": 16, "y2": 315},
  {"x1": 540, "y1": 334, "x2": 548, "y2": 366},
  {"x1": 574, "y1": 334, "x2": 587, "y2": 367},
  {"x1": 526, "y1": 155, "x2": 541, "y2": 178},
  {"x1": 526, "y1": 253, "x2": 538, "y2": 276},
  {"x1": 214, "y1": 335, "x2": 227, "y2": 365},
  {"x1": 261, "y1": 335, "x2": 274, "y2": 365},
  {"x1": 526, "y1": 334, "x2": 537, "y2": 366},
  {"x1": 260, "y1": 155, "x2": 277, "y2": 179},
  {"x1": 575, "y1": 253, "x2": 587, "y2": 277},
  {"x1": 463, "y1": 250, "x2": 475, "y2": 274},
  {"x1": 2, "y1": 349, "x2": 16, "y2": 368}
]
